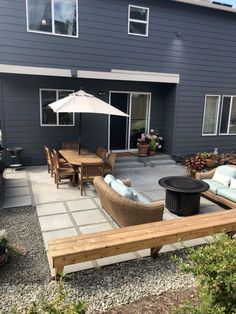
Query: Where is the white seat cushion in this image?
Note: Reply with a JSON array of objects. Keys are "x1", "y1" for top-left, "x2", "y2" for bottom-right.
[{"x1": 212, "y1": 171, "x2": 231, "y2": 187}]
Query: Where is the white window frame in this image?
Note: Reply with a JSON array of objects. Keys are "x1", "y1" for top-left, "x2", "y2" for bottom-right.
[
  {"x1": 128, "y1": 5, "x2": 149, "y2": 37},
  {"x1": 202, "y1": 94, "x2": 221, "y2": 136},
  {"x1": 40, "y1": 88, "x2": 75, "y2": 126},
  {"x1": 26, "y1": 0, "x2": 79, "y2": 38},
  {"x1": 219, "y1": 95, "x2": 236, "y2": 135}
]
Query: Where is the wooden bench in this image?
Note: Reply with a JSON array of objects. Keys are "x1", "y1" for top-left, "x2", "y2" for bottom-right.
[{"x1": 48, "y1": 209, "x2": 236, "y2": 279}]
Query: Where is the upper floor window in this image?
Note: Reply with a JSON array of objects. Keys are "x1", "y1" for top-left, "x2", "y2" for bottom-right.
[
  {"x1": 202, "y1": 95, "x2": 220, "y2": 136},
  {"x1": 128, "y1": 5, "x2": 149, "y2": 37},
  {"x1": 40, "y1": 89, "x2": 75, "y2": 126},
  {"x1": 219, "y1": 96, "x2": 236, "y2": 135},
  {"x1": 26, "y1": 0, "x2": 78, "y2": 37}
]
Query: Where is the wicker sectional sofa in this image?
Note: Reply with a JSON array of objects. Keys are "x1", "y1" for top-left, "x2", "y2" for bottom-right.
[
  {"x1": 94, "y1": 176, "x2": 164, "y2": 227},
  {"x1": 195, "y1": 165, "x2": 236, "y2": 208}
]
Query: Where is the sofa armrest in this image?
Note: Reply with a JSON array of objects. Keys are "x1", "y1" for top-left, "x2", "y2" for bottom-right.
[
  {"x1": 121, "y1": 178, "x2": 131, "y2": 187},
  {"x1": 195, "y1": 168, "x2": 217, "y2": 180},
  {"x1": 146, "y1": 200, "x2": 165, "y2": 210}
]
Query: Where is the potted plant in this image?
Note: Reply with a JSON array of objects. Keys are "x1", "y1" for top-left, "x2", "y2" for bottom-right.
[
  {"x1": 148, "y1": 129, "x2": 163, "y2": 155},
  {"x1": 0, "y1": 235, "x2": 19, "y2": 266},
  {"x1": 137, "y1": 133, "x2": 149, "y2": 156},
  {"x1": 185, "y1": 154, "x2": 207, "y2": 177}
]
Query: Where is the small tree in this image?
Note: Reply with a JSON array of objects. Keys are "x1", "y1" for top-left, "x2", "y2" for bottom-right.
[{"x1": 174, "y1": 234, "x2": 236, "y2": 314}]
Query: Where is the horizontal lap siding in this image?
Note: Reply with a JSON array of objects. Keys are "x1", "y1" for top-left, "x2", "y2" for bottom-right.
[
  {"x1": 0, "y1": 0, "x2": 236, "y2": 157},
  {"x1": 0, "y1": 76, "x2": 163, "y2": 165}
]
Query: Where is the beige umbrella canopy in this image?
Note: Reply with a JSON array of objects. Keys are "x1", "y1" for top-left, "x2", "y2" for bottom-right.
[{"x1": 49, "y1": 89, "x2": 128, "y2": 152}]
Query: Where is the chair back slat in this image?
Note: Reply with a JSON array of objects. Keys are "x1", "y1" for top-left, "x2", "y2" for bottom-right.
[
  {"x1": 62, "y1": 141, "x2": 80, "y2": 151},
  {"x1": 81, "y1": 162, "x2": 102, "y2": 178},
  {"x1": 96, "y1": 146, "x2": 107, "y2": 160},
  {"x1": 108, "y1": 152, "x2": 117, "y2": 173},
  {"x1": 52, "y1": 149, "x2": 60, "y2": 170}
]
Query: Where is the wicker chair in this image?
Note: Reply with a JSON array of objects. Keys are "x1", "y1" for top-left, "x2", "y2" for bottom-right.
[
  {"x1": 62, "y1": 141, "x2": 80, "y2": 151},
  {"x1": 96, "y1": 146, "x2": 107, "y2": 160},
  {"x1": 52, "y1": 149, "x2": 75, "y2": 188},
  {"x1": 78, "y1": 162, "x2": 103, "y2": 195},
  {"x1": 94, "y1": 176, "x2": 164, "y2": 227},
  {"x1": 103, "y1": 152, "x2": 117, "y2": 176}
]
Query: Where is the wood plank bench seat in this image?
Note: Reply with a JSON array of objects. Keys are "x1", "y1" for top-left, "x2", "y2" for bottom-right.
[{"x1": 48, "y1": 209, "x2": 236, "y2": 279}]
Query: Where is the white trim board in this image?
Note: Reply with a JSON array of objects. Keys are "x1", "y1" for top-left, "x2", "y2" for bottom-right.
[
  {"x1": 0, "y1": 64, "x2": 71, "y2": 77},
  {"x1": 78, "y1": 69, "x2": 180, "y2": 84},
  {"x1": 173, "y1": 0, "x2": 236, "y2": 14},
  {"x1": 0, "y1": 64, "x2": 180, "y2": 83}
]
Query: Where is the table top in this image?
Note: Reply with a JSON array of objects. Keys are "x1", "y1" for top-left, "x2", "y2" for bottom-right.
[
  {"x1": 159, "y1": 176, "x2": 209, "y2": 194},
  {"x1": 60, "y1": 149, "x2": 103, "y2": 166}
]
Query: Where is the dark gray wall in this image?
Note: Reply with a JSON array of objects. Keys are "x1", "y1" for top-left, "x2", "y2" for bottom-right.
[
  {"x1": 0, "y1": 0, "x2": 236, "y2": 157},
  {"x1": 0, "y1": 74, "x2": 165, "y2": 165}
]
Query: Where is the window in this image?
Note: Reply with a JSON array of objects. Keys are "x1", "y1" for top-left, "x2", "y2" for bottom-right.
[
  {"x1": 219, "y1": 96, "x2": 236, "y2": 135},
  {"x1": 202, "y1": 95, "x2": 220, "y2": 135},
  {"x1": 26, "y1": 0, "x2": 78, "y2": 37},
  {"x1": 128, "y1": 5, "x2": 149, "y2": 37},
  {"x1": 40, "y1": 89, "x2": 75, "y2": 126}
]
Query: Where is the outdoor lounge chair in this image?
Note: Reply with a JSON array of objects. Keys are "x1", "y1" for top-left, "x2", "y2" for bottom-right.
[
  {"x1": 102, "y1": 152, "x2": 117, "y2": 176},
  {"x1": 52, "y1": 149, "x2": 75, "y2": 188},
  {"x1": 78, "y1": 162, "x2": 103, "y2": 195},
  {"x1": 94, "y1": 176, "x2": 164, "y2": 227}
]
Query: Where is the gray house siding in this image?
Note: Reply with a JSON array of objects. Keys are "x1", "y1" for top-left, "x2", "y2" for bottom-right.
[
  {"x1": 0, "y1": 74, "x2": 166, "y2": 165},
  {"x1": 0, "y1": 0, "x2": 236, "y2": 159}
]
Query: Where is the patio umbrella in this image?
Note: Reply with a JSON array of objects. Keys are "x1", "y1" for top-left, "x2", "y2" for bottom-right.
[{"x1": 49, "y1": 89, "x2": 128, "y2": 153}]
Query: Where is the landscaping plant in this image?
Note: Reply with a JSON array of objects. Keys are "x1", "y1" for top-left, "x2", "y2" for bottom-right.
[
  {"x1": 174, "y1": 234, "x2": 236, "y2": 314},
  {"x1": 185, "y1": 154, "x2": 207, "y2": 177},
  {"x1": 11, "y1": 278, "x2": 87, "y2": 314}
]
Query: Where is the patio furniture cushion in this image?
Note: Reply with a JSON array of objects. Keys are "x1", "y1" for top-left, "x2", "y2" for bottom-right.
[
  {"x1": 217, "y1": 188, "x2": 236, "y2": 202},
  {"x1": 212, "y1": 172, "x2": 231, "y2": 187},
  {"x1": 130, "y1": 188, "x2": 151, "y2": 204},
  {"x1": 111, "y1": 179, "x2": 135, "y2": 201},
  {"x1": 202, "y1": 179, "x2": 227, "y2": 194},
  {"x1": 215, "y1": 165, "x2": 236, "y2": 177},
  {"x1": 230, "y1": 178, "x2": 236, "y2": 189},
  {"x1": 104, "y1": 174, "x2": 116, "y2": 186}
]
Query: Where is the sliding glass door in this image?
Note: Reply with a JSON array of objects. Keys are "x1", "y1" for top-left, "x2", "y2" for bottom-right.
[{"x1": 109, "y1": 92, "x2": 151, "y2": 150}]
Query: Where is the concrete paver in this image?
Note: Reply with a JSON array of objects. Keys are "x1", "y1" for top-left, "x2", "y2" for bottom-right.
[
  {"x1": 37, "y1": 202, "x2": 67, "y2": 216},
  {"x1": 2, "y1": 163, "x2": 226, "y2": 275},
  {"x1": 39, "y1": 214, "x2": 73, "y2": 232},
  {"x1": 72, "y1": 209, "x2": 107, "y2": 226}
]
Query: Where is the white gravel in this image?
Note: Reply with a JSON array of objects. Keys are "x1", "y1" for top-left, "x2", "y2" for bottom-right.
[{"x1": 0, "y1": 206, "x2": 194, "y2": 313}]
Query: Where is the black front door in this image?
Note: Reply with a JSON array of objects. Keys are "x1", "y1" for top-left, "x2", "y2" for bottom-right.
[{"x1": 110, "y1": 93, "x2": 128, "y2": 150}]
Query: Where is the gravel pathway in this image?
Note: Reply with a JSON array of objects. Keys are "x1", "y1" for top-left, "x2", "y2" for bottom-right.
[{"x1": 0, "y1": 205, "x2": 195, "y2": 313}]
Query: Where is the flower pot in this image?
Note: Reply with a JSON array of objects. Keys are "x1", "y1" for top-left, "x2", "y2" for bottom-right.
[
  {"x1": 206, "y1": 159, "x2": 216, "y2": 167},
  {"x1": 149, "y1": 150, "x2": 156, "y2": 156},
  {"x1": 138, "y1": 144, "x2": 149, "y2": 157}
]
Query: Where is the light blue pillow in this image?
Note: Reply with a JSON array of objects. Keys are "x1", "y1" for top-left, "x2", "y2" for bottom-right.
[
  {"x1": 111, "y1": 179, "x2": 135, "y2": 201},
  {"x1": 104, "y1": 174, "x2": 116, "y2": 186},
  {"x1": 130, "y1": 188, "x2": 151, "y2": 204}
]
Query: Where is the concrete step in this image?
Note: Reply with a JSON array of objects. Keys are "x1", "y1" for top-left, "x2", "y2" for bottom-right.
[{"x1": 116, "y1": 154, "x2": 175, "y2": 169}]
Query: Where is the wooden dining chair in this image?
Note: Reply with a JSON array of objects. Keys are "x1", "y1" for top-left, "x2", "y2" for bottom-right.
[
  {"x1": 44, "y1": 146, "x2": 55, "y2": 177},
  {"x1": 102, "y1": 152, "x2": 117, "y2": 176},
  {"x1": 96, "y1": 146, "x2": 107, "y2": 160},
  {"x1": 62, "y1": 141, "x2": 80, "y2": 151},
  {"x1": 52, "y1": 149, "x2": 75, "y2": 188},
  {"x1": 78, "y1": 162, "x2": 103, "y2": 195}
]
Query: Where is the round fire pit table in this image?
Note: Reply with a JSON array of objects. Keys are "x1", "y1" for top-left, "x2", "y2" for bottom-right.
[
  {"x1": 6, "y1": 147, "x2": 24, "y2": 169},
  {"x1": 159, "y1": 176, "x2": 209, "y2": 216}
]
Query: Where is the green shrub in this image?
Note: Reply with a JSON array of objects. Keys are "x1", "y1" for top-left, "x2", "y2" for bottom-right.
[
  {"x1": 174, "y1": 234, "x2": 236, "y2": 314},
  {"x1": 11, "y1": 279, "x2": 87, "y2": 314}
]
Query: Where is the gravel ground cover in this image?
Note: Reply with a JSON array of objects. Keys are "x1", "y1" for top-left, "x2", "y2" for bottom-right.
[{"x1": 0, "y1": 205, "x2": 195, "y2": 313}]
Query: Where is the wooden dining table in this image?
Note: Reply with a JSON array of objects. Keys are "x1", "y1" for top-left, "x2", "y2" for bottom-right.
[{"x1": 59, "y1": 148, "x2": 103, "y2": 167}]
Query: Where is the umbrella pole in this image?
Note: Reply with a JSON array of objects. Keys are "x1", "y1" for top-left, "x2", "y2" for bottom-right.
[{"x1": 79, "y1": 113, "x2": 81, "y2": 154}]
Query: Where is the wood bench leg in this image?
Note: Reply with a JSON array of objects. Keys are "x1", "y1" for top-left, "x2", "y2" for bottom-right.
[
  {"x1": 52, "y1": 266, "x2": 64, "y2": 281},
  {"x1": 150, "y1": 246, "x2": 162, "y2": 259}
]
